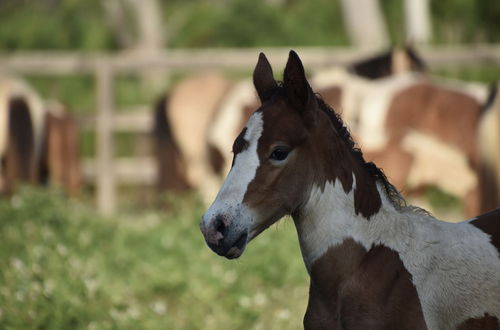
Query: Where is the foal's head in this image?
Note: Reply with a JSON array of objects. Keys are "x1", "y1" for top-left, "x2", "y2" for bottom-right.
[{"x1": 200, "y1": 51, "x2": 381, "y2": 259}]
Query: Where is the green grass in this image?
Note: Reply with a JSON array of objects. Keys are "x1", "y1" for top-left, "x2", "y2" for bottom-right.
[{"x1": 0, "y1": 189, "x2": 309, "y2": 329}]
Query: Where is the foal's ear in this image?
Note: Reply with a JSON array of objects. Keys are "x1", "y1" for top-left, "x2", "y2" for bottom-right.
[
  {"x1": 283, "y1": 50, "x2": 316, "y2": 112},
  {"x1": 253, "y1": 53, "x2": 278, "y2": 103}
]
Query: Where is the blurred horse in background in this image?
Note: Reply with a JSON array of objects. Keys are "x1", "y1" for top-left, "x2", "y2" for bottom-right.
[
  {"x1": 0, "y1": 75, "x2": 82, "y2": 196},
  {"x1": 348, "y1": 45, "x2": 426, "y2": 79},
  {"x1": 479, "y1": 82, "x2": 500, "y2": 214},
  {"x1": 153, "y1": 46, "x2": 426, "y2": 203},
  {"x1": 310, "y1": 52, "x2": 500, "y2": 218},
  {"x1": 40, "y1": 101, "x2": 82, "y2": 196},
  {"x1": 329, "y1": 72, "x2": 494, "y2": 217},
  {"x1": 153, "y1": 72, "x2": 233, "y2": 201}
]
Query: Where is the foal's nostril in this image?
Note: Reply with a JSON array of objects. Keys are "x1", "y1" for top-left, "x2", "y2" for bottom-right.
[{"x1": 214, "y1": 216, "x2": 228, "y2": 238}]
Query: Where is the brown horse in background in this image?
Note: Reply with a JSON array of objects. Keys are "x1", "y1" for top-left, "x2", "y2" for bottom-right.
[
  {"x1": 153, "y1": 72, "x2": 232, "y2": 202},
  {"x1": 153, "y1": 46, "x2": 425, "y2": 202},
  {"x1": 479, "y1": 82, "x2": 500, "y2": 214},
  {"x1": 2, "y1": 96, "x2": 37, "y2": 193},
  {"x1": 40, "y1": 101, "x2": 82, "y2": 196},
  {"x1": 0, "y1": 75, "x2": 82, "y2": 195},
  {"x1": 348, "y1": 45, "x2": 426, "y2": 79},
  {"x1": 354, "y1": 74, "x2": 493, "y2": 217},
  {"x1": 312, "y1": 63, "x2": 498, "y2": 218}
]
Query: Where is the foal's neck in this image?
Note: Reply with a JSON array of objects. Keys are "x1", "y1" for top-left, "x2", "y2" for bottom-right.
[
  {"x1": 293, "y1": 110, "x2": 413, "y2": 272},
  {"x1": 292, "y1": 175, "x2": 404, "y2": 272}
]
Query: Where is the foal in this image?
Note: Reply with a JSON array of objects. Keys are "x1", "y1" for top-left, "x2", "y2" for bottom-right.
[{"x1": 200, "y1": 51, "x2": 500, "y2": 329}]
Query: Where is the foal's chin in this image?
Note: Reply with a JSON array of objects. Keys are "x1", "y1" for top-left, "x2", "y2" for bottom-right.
[
  {"x1": 221, "y1": 231, "x2": 249, "y2": 259},
  {"x1": 223, "y1": 246, "x2": 245, "y2": 259},
  {"x1": 200, "y1": 202, "x2": 256, "y2": 259}
]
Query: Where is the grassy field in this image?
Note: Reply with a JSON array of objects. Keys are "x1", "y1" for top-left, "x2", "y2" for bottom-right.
[{"x1": 0, "y1": 189, "x2": 309, "y2": 330}]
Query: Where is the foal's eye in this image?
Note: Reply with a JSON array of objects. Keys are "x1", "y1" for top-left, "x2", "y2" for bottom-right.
[{"x1": 269, "y1": 146, "x2": 290, "y2": 161}]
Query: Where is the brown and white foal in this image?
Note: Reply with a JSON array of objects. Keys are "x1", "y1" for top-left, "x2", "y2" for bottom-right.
[{"x1": 200, "y1": 51, "x2": 500, "y2": 329}]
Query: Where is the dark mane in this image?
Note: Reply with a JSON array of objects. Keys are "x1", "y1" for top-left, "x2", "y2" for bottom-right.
[
  {"x1": 314, "y1": 94, "x2": 417, "y2": 212},
  {"x1": 266, "y1": 82, "x2": 424, "y2": 213}
]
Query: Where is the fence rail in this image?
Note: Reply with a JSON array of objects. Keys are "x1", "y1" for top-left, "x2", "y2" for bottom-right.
[
  {"x1": 2, "y1": 44, "x2": 500, "y2": 74},
  {"x1": 83, "y1": 157, "x2": 155, "y2": 185},
  {"x1": 79, "y1": 107, "x2": 152, "y2": 132},
  {"x1": 1, "y1": 45, "x2": 500, "y2": 214}
]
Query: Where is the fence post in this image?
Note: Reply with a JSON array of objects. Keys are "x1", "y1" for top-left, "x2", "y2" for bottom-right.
[
  {"x1": 95, "y1": 60, "x2": 115, "y2": 215},
  {"x1": 497, "y1": 83, "x2": 500, "y2": 197},
  {"x1": 339, "y1": 0, "x2": 389, "y2": 49}
]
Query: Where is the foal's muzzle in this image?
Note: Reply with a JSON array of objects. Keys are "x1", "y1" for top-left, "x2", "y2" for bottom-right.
[{"x1": 200, "y1": 214, "x2": 248, "y2": 259}]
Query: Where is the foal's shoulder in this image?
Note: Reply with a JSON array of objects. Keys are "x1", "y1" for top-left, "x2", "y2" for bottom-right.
[
  {"x1": 338, "y1": 245, "x2": 427, "y2": 330},
  {"x1": 469, "y1": 207, "x2": 500, "y2": 252}
]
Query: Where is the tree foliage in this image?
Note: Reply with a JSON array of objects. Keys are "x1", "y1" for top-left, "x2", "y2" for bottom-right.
[
  {"x1": 0, "y1": 0, "x2": 499, "y2": 51},
  {"x1": 0, "y1": 0, "x2": 115, "y2": 51}
]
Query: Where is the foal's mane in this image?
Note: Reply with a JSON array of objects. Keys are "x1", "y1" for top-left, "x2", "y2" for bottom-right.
[
  {"x1": 267, "y1": 82, "x2": 423, "y2": 213},
  {"x1": 313, "y1": 95, "x2": 408, "y2": 211}
]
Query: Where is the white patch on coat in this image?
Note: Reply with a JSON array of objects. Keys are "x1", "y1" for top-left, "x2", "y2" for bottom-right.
[
  {"x1": 207, "y1": 79, "x2": 257, "y2": 176},
  {"x1": 295, "y1": 177, "x2": 500, "y2": 329},
  {"x1": 402, "y1": 130, "x2": 477, "y2": 198},
  {"x1": 202, "y1": 112, "x2": 263, "y2": 232},
  {"x1": 295, "y1": 175, "x2": 371, "y2": 267}
]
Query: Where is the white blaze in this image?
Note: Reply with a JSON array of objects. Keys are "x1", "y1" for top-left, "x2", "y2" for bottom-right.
[
  {"x1": 208, "y1": 79, "x2": 256, "y2": 176},
  {"x1": 202, "y1": 112, "x2": 263, "y2": 229}
]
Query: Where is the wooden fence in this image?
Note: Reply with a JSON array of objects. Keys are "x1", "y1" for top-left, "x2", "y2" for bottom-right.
[{"x1": 1, "y1": 45, "x2": 500, "y2": 214}]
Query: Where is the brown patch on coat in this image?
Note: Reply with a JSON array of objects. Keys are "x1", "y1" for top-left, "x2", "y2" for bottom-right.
[
  {"x1": 470, "y1": 207, "x2": 500, "y2": 253},
  {"x1": 242, "y1": 99, "x2": 312, "y2": 236},
  {"x1": 386, "y1": 83, "x2": 482, "y2": 168},
  {"x1": 232, "y1": 127, "x2": 249, "y2": 156},
  {"x1": 457, "y1": 314, "x2": 499, "y2": 330},
  {"x1": 315, "y1": 97, "x2": 382, "y2": 219},
  {"x1": 40, "y1": 108, "x2": 82, "y2": 196},
  {"x1": 3, "y1": 97, "x2": 37, "y2": 194},
  {"x1": 153, "y1": 95, "x2": 191, "y2": 192},
  {"x1": 305, "y1": 239, "x2": 426, "y2": 330}
]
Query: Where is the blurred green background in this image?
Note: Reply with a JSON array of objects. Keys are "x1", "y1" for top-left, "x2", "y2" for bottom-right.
[
  {"x1": 1, "y1": 0, "x2": 500, "y2": 51},
  {"x1": 2, "y1": 0, "x2": 499, "y2": 112},
  {"x1": 1, "y1": 0, "x2": 499, "y2": 329}
]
